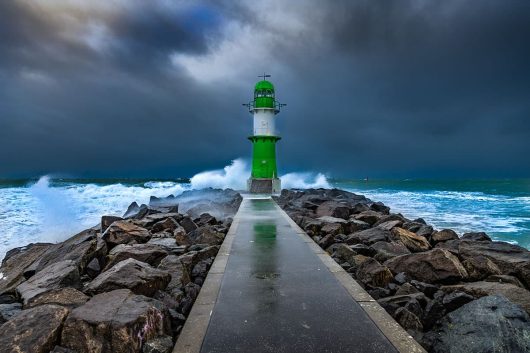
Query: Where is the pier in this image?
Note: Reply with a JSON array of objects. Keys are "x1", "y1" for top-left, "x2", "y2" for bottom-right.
[{"x1": 174, "y1": 195, "x2": 425, "y2": 353}]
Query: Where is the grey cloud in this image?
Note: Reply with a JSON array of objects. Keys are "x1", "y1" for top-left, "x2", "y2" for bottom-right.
[{"x1": 0, "y1": 0, "x2": 529, "y2": 178}]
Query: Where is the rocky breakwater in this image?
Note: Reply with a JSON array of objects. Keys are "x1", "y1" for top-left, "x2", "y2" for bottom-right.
[
  {"x1": 0, "y1": 188, "x2": 242, "y2": 353},
  {"x1": 274, "y1": 188, "x2": 530, "y2": 353}
]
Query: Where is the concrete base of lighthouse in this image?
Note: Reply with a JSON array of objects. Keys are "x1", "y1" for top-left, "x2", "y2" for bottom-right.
[{"x1": 248, "y1": 178, "x2": 281, "y2": 194}]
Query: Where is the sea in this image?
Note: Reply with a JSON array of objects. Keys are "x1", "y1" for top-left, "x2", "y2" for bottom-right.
[{"x1": 1, "y1": 159, "x2": 529, "y2": 263}]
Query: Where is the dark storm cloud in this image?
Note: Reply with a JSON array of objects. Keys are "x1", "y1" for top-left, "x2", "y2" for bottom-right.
[{"x1": 0, "y1": 0, "x2": 529, "y2": 178}]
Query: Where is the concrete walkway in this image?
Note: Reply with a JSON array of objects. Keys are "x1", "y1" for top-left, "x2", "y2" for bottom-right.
[{"x1": 174, "y1": 196, "x2": 425, "y2": 353}]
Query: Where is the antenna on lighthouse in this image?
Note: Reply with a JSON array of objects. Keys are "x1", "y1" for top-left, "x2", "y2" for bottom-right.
[{"x1": 258, "y1": 73, "x2": 271, "y2": 80}]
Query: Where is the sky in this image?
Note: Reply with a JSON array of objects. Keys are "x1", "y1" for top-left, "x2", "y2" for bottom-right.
[{"x1": 1, "y1": 0, "x2": 529, "y2": 179}]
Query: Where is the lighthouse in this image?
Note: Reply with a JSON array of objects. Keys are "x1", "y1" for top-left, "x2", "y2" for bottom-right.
[{"x1": 244, "y1": 74, "x2": 285, "y2": 194}]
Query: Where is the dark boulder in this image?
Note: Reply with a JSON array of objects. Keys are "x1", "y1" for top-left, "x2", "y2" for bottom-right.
[
  {"x1": 423, "y1": 295, "x2": 530, "y2": 353},
  {"x1": 104, "y1": 243, "x2": 168, "y2": 270},
  {"x1": 0, "y1": 304, "x2": 69, "y2": 353},
  {"x1": 430, "y1": 229, "x2": 459, "y2": 244},
  {"x1": 385, "y1": 249, "x2": 468, "y2": 284},
  {"x1": 17, "y1": 260, "x2": 81, "y2": 306},
  {"x1": 346, "y1": 228, "x2": 391, "y2": 245},
  {"x1": 390, "y1": 227, "x2": 431, "y2": 253},
  {"x1": 461, "y1": 255, "x2": 502, "y2": 281},
  {"x1": 179, "y1": 216, "x2": 198, "y2": 234},
  {"x1": 85, "y1": 258, "x2": 171, "y2": 297},
  {"x1": 151, "y1": 217, "x2": 180, "y2": 234},
  {"x1": 442, "y1": 281, "x2": 530, "y2": 314},
  {"x1": 187, "y1": 226, "x2": 225, "y2": 245},
  {"x1": 372, "y1": 241, "x2": 411, "y2": 263},
  {"x1": 394, "y1": 307, "x2": 423, "y2": 331},
  {"x1": 461, "y1": 231, "x2": 492, "y2": 241},
  {"x1": 316, "y1": 201, "x2": 350, "y2": 220},
  {"x1": 353, "y1": 211, "x2": 383, "y2": 225},
  {"x1": 0, "y1": 243, "x2": 52, "y2": 295},
  {"x1": 26, "y1": 287, "x2": 89, "y2": 309},
  {"x1": 102, "y1": 221, "x2": 151, "y2": 248},
  {"x1": 515, "y1": 261, "x2": 530, "y2": 289},
  {"x1": 61, "y1": 289, "x2": 171, "y2": 353},
  {"x1": 485, "y1": 274, "x2": 525, "y2": 288},
  {"x1": 24, "y1": 228, "x2": 99, "y2": 277},
  {"x1": 442, "y1": 291, "x2": 474, "y2": 312},
  {"x1": 369, "y1": 202, "x2": 390, "y2": 215},
  {"x1": 356, "y1": 258, "x2": 393, "y2": 288},
  {"x1": 157, "y1": 255, "x2": 190, "y2": 297},
  {"x1": 101, "y1": 215, "x2": 123, "y2": 233},
  {"x1": 0, "y1": 302, "x2": 22, "y2": 324},
  {"x1": 143, "y1": 335, "x2": 173, "y2": 353}
]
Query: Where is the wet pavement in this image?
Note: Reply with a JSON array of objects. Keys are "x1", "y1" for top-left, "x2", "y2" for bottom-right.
[{"x1": 199, "y1": 197, "x2": 398, "y2": 353}]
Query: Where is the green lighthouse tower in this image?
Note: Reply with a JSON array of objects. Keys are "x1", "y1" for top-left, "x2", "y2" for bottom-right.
[{"x1": 244, "y1": 74, "x2": 285, "y2": 194}]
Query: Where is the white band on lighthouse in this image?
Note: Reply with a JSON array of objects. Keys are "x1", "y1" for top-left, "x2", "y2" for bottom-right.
[{"x1": 253, "y1": 109, "x2": 275, "y2": 136}]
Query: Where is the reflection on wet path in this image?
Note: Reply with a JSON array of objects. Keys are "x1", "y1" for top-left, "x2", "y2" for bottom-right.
[{"x1": 200, "y1": 196, "x2": 397, "y2": 353}]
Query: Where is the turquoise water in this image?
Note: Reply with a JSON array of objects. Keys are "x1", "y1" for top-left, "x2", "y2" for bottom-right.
[
  {"x1": 334, "y1": 179, "x2": 530, "y2": 248},
  {"x1": 0, "y1": 176, "x2": 529, "y2": 263}
]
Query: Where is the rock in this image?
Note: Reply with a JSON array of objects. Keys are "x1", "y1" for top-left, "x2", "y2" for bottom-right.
[
  {"x1": 26, "y1": 287, "x2": 89, "y2": 309},
  {"x1": 334, "y1": 244, "x2": 358, "y2": 265},
  {"x1": 85, "y1": 258, "x2": 171, "y2": 297},
  {"x1": 24, "y1": 228, "x2": 99, "y2": 277},
  {"x1": 157, "y1": 255, "x2": 190, "y2": 296},
  {"x1": 515, "y1": 261, "x2": 530, "y2": 289},
  {"x1": 393, "y1": 272, "x2": 410, "y2": 285},
  {"x1": 367, "y1": 287, "x2": 391, "y2": 300},
  {"x1": 415, "y1": 225, "x2": 434, "y2": 238},
  {"x1": 372, "y1": 241, "x2": 411, "y2": 262},
  {"x1": 192, "y1": 258, "x2": 213, "y2": 281},
  {"x1": 0, "y1": 243, "x2": 52, "y2": 295},
  {"x1": 461, "y1": 231, "x2": 492, "y2": 241},
  {"x1": 356, "y1": 258, "x2": 393, "y2": 287},
  {"x1": 0, "y1": 293, "x2": 17, "y2": 304},
  {"x1": 422, "y1": 299, "x2": 446, "y2": 330},
  {"x1": 395, "y1": 283, "x2": 420, "y2": 296},
  {"x1": 317, "y1": 234, "x2": 337, "y2": 249},
  {"x1": 320, "y1": 222, "x2": 344, "y2": 236},
  {"x1": 147, "y1": 238, "x2": 187, "y2": 255},
  {"x1": 123, "y1": 201, "x2": 141, "y2": 218},
  {"x1": 424, "y1": 295, "x2": 530, "y2": 353},
  {"x1": 346, "y1": 228, "x2": 391, "y2": 245},
  {"x1": 455, "y1": 240, "x2": 530, "y2": 274},
  {"x1": 86, "y1": 258, "x2": 101, "y2": 279},
  {"x1": 180, "y1": 216, "x2": 198, "y2": 234},
  {"x1": 151, "y1": 217, "x2": 180, "y2": 234},
  {"x1": 61, "y1": 289, "x2": 171, "y2": 353},
  {"x1": 409, "y1": 280, "x2": 439, "y2": 298},
  {"x1": 0, "y1": 302, "x2": 22, "y2": 324},
  {"x1": 376, "y1": 220, "x2": 403, "y2": 231},
  {"x1": 316, "y1": 201, "x2": 350, "y2": 219},
  {"x1": 50, "y1": 346, "x2": 75, "y2": 353},
  {"x1": 348, "y1": 219, "x2": 371, "y2": 233},
  {"x1": 461, "y1": 255, "x2": 502, "y2": 281},
  {"x1": 442, "y1": 291, "x2": 474, "y2": 312},
  {"x1": 187, "y1": 226, "x2": 225, "y2": 245},
  {"x1": 101, "y1": 215, "x2": 123, "y2": 233},
  {"x1": 16, "y1": 260, "x2": 81, "y2": 306},
  {"x1": 394, "y1": 307, "x2": 423, "y2": 331},
  {"x1": 442, "y1": 281, "x2": 530, "y2": 314},
  {"x1": 178, "y1": 282, "x2": 201, "y2": 315},
  {"x1": 349, "y1": 244, "x2": 376, "y2": 257},
  {"x1": 485, "y1": 274, "x2": 525, "y2": 288},
  {"x1": 385, "y1": 248, "x2": 468, "y2": 284},
  {"x1": 0, "y1": 304, "x2": 69, "y2": 353},
  {"x1": 353, "y1": 211, "x2": 383, "y2": 225},
  {"x1": 143, "y1": 335, "x2": 173, "y2": 353},
  {"x1": 370, "y1": 202, "x2": 390, "y2": 214},
  {"x1": 390, "y1": 227, "x2": 431, "y2": 252},
  {"x1": 196, "y1": 213, "x2": 218, "y2": 226},
  {"x1": 135, "y1": 213, "x2": 182, "y2": 228},
  {"x1": 430, "y1": 229, "x2": 459, "y2": 244},
  {"x1": 102, "y1": 221, "x2": 151, "y2": 248},
  {"x1": 173, "y1": 224, "x2": 189, "y2": 245},
  {"x1": 104, "y1": 243, "x2": 168, "y2": 270},
  {"x1": 373, "y1": 214, "x2": 405, "y2": 227},
  {"x1": 377, "y1": 293, "x2": 428, "y2": 317}
]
